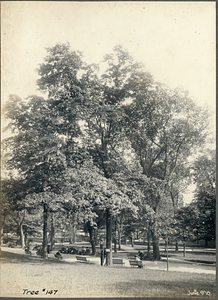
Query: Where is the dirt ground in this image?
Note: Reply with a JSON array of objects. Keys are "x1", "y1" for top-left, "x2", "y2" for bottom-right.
[{"x1": 0, "y1": 247, "x2": 216, "y2": 298}]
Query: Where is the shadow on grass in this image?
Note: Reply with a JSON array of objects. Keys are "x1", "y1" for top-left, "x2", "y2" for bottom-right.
[
  {"x1": 0, "y1": 250, "x2": 69, "y2": 265},
  {"x1": 105, "y1": 279, "x2": 216, "y2": 298},
  {"x1": 161, "y1": 254, "x2": 216, "y2": 265}
]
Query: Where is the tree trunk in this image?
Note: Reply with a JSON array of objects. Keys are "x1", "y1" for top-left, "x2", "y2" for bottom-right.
[
  {"x1": 205, "y1": 238, "x2": 208, "y2": 248},
  {"x1": 89, "y1": 225, "x2": 96, "y2": 256},
  {"x1": 42, "y1": 203, "x2": 48, "y2": 259},
  {"x1": 114, "y1": 219, "x2": 117, "y2": 253},
  {"x1": 183, "y1": 241, "x2": 186, "y2": 257},
  {"x1": 130, "y1": 236, "x2": 134, "y2": 247},
  {"x1": 152, "y1": 234, "x2": 160, "y2": 260},
  {"x1": 151, "y1": 201, "x2": 161, "y2": 260},
  {"x1": 114, "y1": 238, "x2": 117, "y2": 252},
  {"x1": 106, "y1": 208, "x2": 112, "y2": 266},
  {"x1": 118, "y1": 222, "x2": 122, "y2": 250},
  {"x1": 20, "y1": 223, "x2": 25, "y2": 248},
  {"x1": 147, "y1": 230, "x2": 151, "y2": 254},
  {"x1": 136, "y1": 230, "x2": 139, "y2": 239},
  {"x1": 72, "y1": 222, "x2": 77, "y2": 243},
  {"x1": 24, "y1": 232, "x2": 28, "y2": 246},
  {"x1": 0, "y1": 226, "x2": 3, "y2": 245},
  {"x1": 175, "y1": 240, "x2": 179, "y2": 252},
  {"x1": 1, "y1": 216, "x2": 6, "y2": 245},
  {"x1": 50, "y1": 213, "x2": 55, "y2": 251},
  {"x1": 69, "y1": 218, "x2": 72, "y2": 244},
  {"x1": 151, "y1": 217, "x2": 160, "y2": 260},
  {"x1": 18, "y1": 211, "x2": 25, "y2": 248},
  {"x1": 68, "y1": 216, "x2": 77, "y2": 244}
]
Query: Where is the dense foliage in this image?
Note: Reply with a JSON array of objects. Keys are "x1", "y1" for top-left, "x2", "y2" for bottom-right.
[{"x1": 1, "y1": 43, "x2": 214, "y2": 261}]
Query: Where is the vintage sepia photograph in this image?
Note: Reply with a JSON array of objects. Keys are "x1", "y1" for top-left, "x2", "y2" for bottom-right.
[{"x1": 1, "y1": 1, "x2": 216, "y2": 298}]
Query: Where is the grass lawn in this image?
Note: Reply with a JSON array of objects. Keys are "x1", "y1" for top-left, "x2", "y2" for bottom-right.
[
  {"x1": 0, "y1": 250, "x2": 216, "y2": 298},
  {"x1": 160, "y1": 251, "x2": 216, "y2": 264}
]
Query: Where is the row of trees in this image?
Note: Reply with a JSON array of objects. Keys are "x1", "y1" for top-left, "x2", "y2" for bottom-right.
[
  {"x1": 1, "y1": 43, "x2": 215, "y2": 263},
  {"x1": 171, "y1": 152, "x2": 216, "y2": 248}
]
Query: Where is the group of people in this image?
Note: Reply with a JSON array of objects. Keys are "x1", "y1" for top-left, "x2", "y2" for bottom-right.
[{"x1": 54, "y1": 246, "x2": 90, "y2": 259}]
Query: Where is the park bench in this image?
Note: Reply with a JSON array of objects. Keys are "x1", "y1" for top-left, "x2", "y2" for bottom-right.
[
  {"x1": 129, "y1": 259, "x2": 143, "y2": 268},
  {"x1": 76, "y1": 256, "x2": 90, "y2": 263},
  {"x1": 127, "y1": 253, "x2": 137, "y2": 260},
  {"x1": 7, "y1": 242, "x2": 16, "y2": 248},
  {"x1": 112, "y1": 258, "x2": 125, "y2": 267}
]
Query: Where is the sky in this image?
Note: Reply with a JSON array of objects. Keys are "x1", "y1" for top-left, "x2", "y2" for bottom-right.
[{"x1": 1, "y1": 1, "x2": 216, "y2": 203}]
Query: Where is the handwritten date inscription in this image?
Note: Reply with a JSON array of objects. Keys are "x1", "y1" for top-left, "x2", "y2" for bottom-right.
[
  {"x1": 23, "y1": 289, "x2": 58, "y2": 295},
  {"x1": 188, "y1": 290, "x2": 212, "y2": 296}
]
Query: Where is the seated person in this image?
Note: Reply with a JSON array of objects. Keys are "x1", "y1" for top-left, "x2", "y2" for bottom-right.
[
  {"x1": 138, "y1": 251, "x2": 143, "y2": 260},
  {"x1": 136, "y1": 254, "x2": 143, "y2": 268},
  {"x1": 54, "y1": 250, "x2": 63, "y2": 259}
]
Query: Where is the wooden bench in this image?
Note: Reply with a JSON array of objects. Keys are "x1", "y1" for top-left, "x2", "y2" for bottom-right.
[
  {"x1": 112, "y1": 258, "x2": 125, "y2": 266},
  {"x1": 76, "y1": 256, "x2": 90, "y2": 263},
  {"x1": 129, "y1": 260, "x2": 143, "y2": 268},
  {"x1": 128, "y1": 254, "x2": 137, "y2": 260},
  {"x1": 128, "y1": 252, "x2": 138, "y2": 258}
]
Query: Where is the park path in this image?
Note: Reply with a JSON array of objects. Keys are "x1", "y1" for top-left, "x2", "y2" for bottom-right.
[{"x1": 0, "y1": 246, "x2": 216, "y2": 274}]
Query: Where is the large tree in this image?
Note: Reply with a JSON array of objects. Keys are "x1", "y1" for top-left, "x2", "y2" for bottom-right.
[
  {"x1": 2, "y1": 42, "x2": 211, "y2": 263},
  {"x1": 2, "y1": 94, "x2": 76, "y2": 257},
  {"x1": 123, "y1": 83, "x2": 209, "y2": 259},
  {"x1": 3, "y1": 44, "x2": 134, "y2": 263},
  {"x1": 78, "y1": 45, "x2": 142, "y2": 264},
  {"x1": 1, "y1": 178, "x2": 27, "y2": 247},
  {"x1": 2, "y1": 43, "x2": 93, "y2": 258}
]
